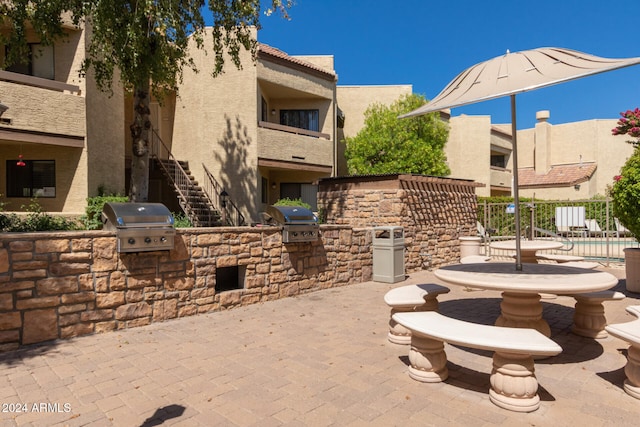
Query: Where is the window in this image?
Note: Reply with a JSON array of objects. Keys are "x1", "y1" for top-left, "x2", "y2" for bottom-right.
[
  {"x1": 6, "y1": 160, "x2": 56, "y2": 198},
  {"x1": 491, "y1": 154, "x2": 506, "y2": 168},
  {"x1": 280, "y1": 110, "x2": 319, "y2": 132},
  {"x1": 261, "y1": 97, "x2": 268, "y2": 122},
  {"x1": 5, "y1": 43, "x2": 55, "y2": 80},
  {"x1": 280, "y1": 183, "x2": 317, "y2": 211}
]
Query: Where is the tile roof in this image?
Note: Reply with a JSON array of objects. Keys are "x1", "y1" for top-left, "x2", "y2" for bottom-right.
[
  {"x1": 518, "y1": 162, "x2": 597, "y2": 188},
  {"x1": 258, "y1": 43, "x2": 336, "y2": 80}
]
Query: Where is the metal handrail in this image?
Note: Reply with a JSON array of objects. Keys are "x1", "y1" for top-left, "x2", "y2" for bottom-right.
[
  {"x1": 149, "y1": 130, "x2": 217, "y2": 226},
  {"x1": 529, "y1": 226, "x2": 574, "y2": 251},
  {"x1": 202, "y1": 164, "x2": 245, "y2": 226}
]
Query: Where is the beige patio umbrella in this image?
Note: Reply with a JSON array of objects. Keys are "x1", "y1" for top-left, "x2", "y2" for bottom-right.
[{"x1": 400, "y1": 47, "x2": 640, "y2": 270}]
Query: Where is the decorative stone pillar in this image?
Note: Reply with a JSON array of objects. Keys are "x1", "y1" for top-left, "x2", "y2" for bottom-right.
[
  {"x1": 489, "y1": 352, "x2": 542, "y2": 412},
  {"x1": 623, "y1": 345, "x2": 640, "y2": 399},
  {"x1": 407, "y1": 334, "x2": 449, "y2": 383},
  {"x1": 460, "y1": 236, "x2": 482, "y2": 260}
]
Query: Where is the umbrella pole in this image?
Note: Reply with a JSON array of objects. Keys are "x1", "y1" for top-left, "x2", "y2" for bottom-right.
[{"x1": 511, "y1": 94, "x2": 523, "y2": 271}]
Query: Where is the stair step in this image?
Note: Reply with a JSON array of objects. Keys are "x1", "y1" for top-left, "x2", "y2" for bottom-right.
[{"x1": 153, "y1": 156, "x2": 223, "y2": 227}]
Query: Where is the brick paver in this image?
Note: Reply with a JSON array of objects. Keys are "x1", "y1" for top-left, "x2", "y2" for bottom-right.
[{"x1": 0, "y1": 265, "x2": 639, "y2": 426}]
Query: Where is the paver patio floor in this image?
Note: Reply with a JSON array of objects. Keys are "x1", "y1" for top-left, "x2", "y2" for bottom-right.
[{"x1": 1, "y1": 265, "x2": 639, "y2": 426}]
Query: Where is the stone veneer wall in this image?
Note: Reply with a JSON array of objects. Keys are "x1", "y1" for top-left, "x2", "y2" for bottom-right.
[
  {"x1": 0, "y1": 225, "x2": 371, "y2": 351},
  {"x1": 317, "y1": 174, "x2": 480, "y2": 272}
]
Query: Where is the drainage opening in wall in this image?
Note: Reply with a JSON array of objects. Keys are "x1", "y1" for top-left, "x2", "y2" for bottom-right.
[{"x1": 215, "y1": 265, "x2": 246, "y2": 292}]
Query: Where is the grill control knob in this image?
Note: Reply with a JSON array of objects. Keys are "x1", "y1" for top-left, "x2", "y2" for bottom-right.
[
  {"x1": 160, "y1": 237, "x2": 167, "y2": 242},
  {"x1": 128, "y1": 238, "x2": 135, "y2": 245},
  {"x1": 145, "y1": 237, "x2": 152, "y2": 244}
]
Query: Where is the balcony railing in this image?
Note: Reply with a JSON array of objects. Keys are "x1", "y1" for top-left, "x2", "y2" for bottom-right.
[
  {"x1": 0, "y1": 70, "x2": 81, "y2": 94},
  {"x1": 258, "y1": 121, "x2": 330, "y2": 140},
  {"x1": 490, "y1": 167, "x2": 513, "y2": 188}
]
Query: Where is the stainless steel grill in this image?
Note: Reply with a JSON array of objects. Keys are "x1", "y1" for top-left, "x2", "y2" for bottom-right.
[
  {"x1": 266, "y1": 205, "x2": 319, "y2": 243},
  {"x1": 102, "y1": 202, "x2": 175, "y2": 253}
]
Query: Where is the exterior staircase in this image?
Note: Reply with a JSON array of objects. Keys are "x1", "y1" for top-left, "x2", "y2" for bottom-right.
[
  {"x1": 149, "y1": 129, "x2": 245, "y2": 227},
  {"x1": 153, "y1": 158, "x2": 221, "y2": 227}
]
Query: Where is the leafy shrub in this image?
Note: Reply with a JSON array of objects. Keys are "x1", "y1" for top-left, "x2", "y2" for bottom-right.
[
  {"x1": 1, "y1": 199, "x2": 80, "y2": 232},
  {"x1": 81, "y1": 194, "x2": 128, "y2": 230},
  {"x1": 610, "y1": 149, "x2": 640, "y2": 240},
  {"x1": 273, "y1": 198, "x2": 312, "y2": 210},
  {"x1": 173, "y1": 212, "x2": 193, "y2": 228}
]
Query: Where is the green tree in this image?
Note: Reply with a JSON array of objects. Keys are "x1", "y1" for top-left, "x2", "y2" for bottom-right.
[
  {"x1": 0, "y1": 0, "x2": 292, "y2": 202},
  {"x1": 344, "y1": 93, "x2": 450, "y2": 176},
  {"x1": 610, "y1": 109, "x2": 640, "y2": 240}
]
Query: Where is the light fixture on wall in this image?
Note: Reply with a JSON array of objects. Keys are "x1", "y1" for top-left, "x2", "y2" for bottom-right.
[
  {"x1": 271, "y1": 109, "x2": 276, "y2": 116},
  {"x1": 574, "y1": 184, "x2": 581, "y2": 190},
  {"x1": 219, "y1": 189, "x2": 229, "y2": 225},
  {"x1": 16, "y1": 154, "x2": 26, "y2": 167},
  {"x1": 219, "y1": 189, "x2": 229, "y2": 208},
  {"x1": 271, "y1": 182, "x2": 277, "y2": 190}
]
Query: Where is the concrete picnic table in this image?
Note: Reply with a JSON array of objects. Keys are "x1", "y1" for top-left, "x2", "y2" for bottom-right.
[
  {"x1": 434, "y1": 262, "x2": 619, "y2": 337},
  {"x1": 490, "y1": 239, "x2": 564, "y2": 263}
]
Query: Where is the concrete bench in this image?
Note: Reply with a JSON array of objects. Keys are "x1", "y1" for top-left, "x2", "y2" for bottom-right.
[
  {"x1": 393, "y1": 311, "x2": 562, "y2": 412},
  {"x1": 605, "y1": 305, "x2": 640, "y2": 400},
  {"x1": 383, "y1": 284, "x2": 450, "y2": 344},
  {"x1": 537, "y1": 254, "x2": 585, "y2": 263},
  {"x1": 460, "y1": 255, "x2": 491, "y2": 264},
  {"x1": 559, "y1": 290, "x2": 625, "y2": 339},
  {"x1": 559, "y1": 261, "x2": 600, "y2": 269}
]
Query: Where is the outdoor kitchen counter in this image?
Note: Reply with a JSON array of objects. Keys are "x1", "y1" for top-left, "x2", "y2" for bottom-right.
[{"x1": 434, "y1": 262, "x2": 619, "y2": 337}]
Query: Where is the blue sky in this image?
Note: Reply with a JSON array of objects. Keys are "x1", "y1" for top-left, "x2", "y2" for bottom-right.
[{"x1": 252, "y1": 0, "x2": 640, "y2": 130}]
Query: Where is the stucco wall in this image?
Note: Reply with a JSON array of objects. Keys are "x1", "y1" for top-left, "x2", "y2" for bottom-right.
[
  {"x1": 517, "y1": 117, "x2": 635, "y2": 197},
  {"x1": 171, "y1": 32, "x2": 342, "y2": 223},
  {"x1": 447, "y1": 115, "x2": 493, "y2": 196}
]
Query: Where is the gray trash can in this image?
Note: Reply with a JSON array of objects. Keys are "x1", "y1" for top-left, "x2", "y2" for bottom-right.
[{"x1": 372, "y1": 226, "x2": 405, "y2": 283}]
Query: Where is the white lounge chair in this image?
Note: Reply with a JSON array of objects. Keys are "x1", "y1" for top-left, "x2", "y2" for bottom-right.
[
  {"x1": 615, "y1": 218, "x2": 631, "y2": 238},
  {"x1": 555, "y1": 206, "x2": 587, "y2": 237},
  {"x1": 585, "y1": 219, "x2": 602, "y2": 237}
]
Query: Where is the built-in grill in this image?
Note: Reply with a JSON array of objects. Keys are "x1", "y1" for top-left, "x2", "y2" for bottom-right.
[
  {"x1": 102, "y1": 202, "x2": 175, "y2": 253},
  {"x1": 266, "y1": 205, "x2": 319, "y2": 243}
]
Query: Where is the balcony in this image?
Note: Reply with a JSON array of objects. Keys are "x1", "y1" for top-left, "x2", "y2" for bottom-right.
[
  {"x1": 257, "y1": 121, "x2": 333, "y2": 171},
  {"x1": 0, "y1": 70, "x2": 85, "y2": 140},
  {"x1": 490, "y1": 166, "x2": 512, "y2": 190}
]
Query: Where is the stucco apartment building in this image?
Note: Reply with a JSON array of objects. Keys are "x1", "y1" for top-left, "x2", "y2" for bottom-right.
[
  {"x1": 0, "y1": 22, "x2": 125, "y2": 214},
  {"x1": 445, "y1": 110, "x2": 636, "y2": 199},
  {"x1": 2, "y1": 20, "x2": 631, "y2": 220},
  {"x1": 1, "y1": 24, "x2": 338, "y2": 222},
  {"x1": 0, "y1": 23, "x2": 408, "y2": 223}
]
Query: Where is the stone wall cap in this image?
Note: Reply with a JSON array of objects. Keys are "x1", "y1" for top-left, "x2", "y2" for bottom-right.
[{"x1": 318, "y1": 173, "x2": 483, "y2": 188}]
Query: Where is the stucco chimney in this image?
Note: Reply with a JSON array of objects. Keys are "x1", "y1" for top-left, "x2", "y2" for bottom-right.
[
  {"x1": 534, "y1": 111, "x2": 551, "y2": 173},
  {"x1": 536, "y1": 110, "x2": 550, "y2": 122}
]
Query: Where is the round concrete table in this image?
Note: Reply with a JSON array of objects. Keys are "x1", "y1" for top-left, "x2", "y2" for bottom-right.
[
  {"x1": 434, "y1": 262, "x2": 619, "y2": 336},
  {"x1": 490, "y1": 240, "x2": 564, "y2": 263}
]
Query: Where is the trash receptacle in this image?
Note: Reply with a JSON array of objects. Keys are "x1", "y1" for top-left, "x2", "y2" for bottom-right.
[{"x1": 373, "y1": 226, "x2": 405, "y2": 283}]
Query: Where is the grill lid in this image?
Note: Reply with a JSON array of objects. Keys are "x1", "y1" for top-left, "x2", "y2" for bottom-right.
[
  {"x1": 266, "y1": 205, "x2": 317, "y2": 225},
  {"x1": 102, "y1": 202, "x2": 174, "y2": 229}
]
